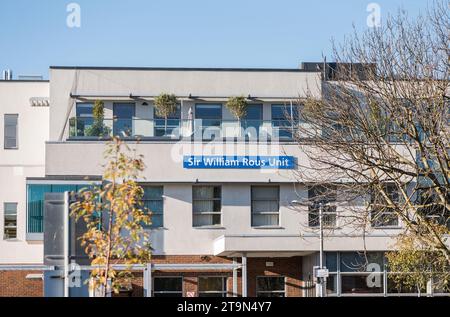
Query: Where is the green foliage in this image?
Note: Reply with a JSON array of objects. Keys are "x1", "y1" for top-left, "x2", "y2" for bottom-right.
[
  {"x1": 71, "y1": 137, "x2": 152, "y2": 296},
  {"x1": 154, "y1": 93, "x2": 178, "y2": 119},
  {"x1": 226, "y1": 96, "x2": 247, "y2": 120},
  {"x1": 386, "y1": 226, "x2": 450, "y2": 294},
  {"x1": 85, "y1": 100, "x2": 111, "y2": 137}
]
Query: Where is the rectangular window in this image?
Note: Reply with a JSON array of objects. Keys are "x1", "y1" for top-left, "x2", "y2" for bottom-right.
[
  {"x1": 198, "y1": 277, "x2": 227, "y2": 297},
  {"x1": 4, "y1": 203, "x2": 17, "y2": 239},
  {"x1": 142, "y1": 186, "x2": 164, "y2": 228},
  {"x1": 154, "y1": 104, "x2": 181, "y2": 137},
  {"x1": 153, "y1": 277, "x2": 183, "y2": 297},
  {"x1": 75, "y1": 103, "x2": 94, "y2": 137},
  {"x1": 113, "y1": 103, "x2": 135, "y2": 137},
  {"x1": 251, "y1": 186, "x2": 280, "y2": 227},
  {"x1": 308, "y1": 185, "x2": 337, "y2": 227},
  {"x1": 192, "y1": 186, "x2": 221, "y2": 227},
  {"x1": 27, "y1": 184, "x2": 88, "y2": 235},
  {"x1": 195, "y1": 104, "x2": 222, "y2": 139},
  {"x1": 370, "y1": 184, "x2": 399, "y2": 228},
  {"x1": 243, "y1": 104, "x2": 263, "y2": 139},
  {"x1": 256, "y1": 276, "x2": 285, "y2": 297},
  {"x1": 4, "y1": 114, "x2": 18, "y2": 149},
  {"x1": 271, "y1": 104, "x2": 299, "y2": 139}
]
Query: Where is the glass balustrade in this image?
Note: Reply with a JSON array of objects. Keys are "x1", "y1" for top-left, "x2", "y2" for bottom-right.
[{"x1": 68, "y1": 117, "x2": 302, "y2": 141}]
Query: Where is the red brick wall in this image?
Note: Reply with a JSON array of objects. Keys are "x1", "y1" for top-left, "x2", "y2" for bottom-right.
[
  {"x1": 0, "y1": 256, "x2": 304, "y2": 297},
  {"x1": 0, "y1": 270, "x2": 43, "y2": 297}
]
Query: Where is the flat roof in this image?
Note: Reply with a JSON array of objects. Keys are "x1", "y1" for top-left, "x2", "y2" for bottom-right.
[
  {"x1": 50, "y1": 66, "x2": 319, "y2": 73},
  {"x1": 0, "y1": 79, "x2": 49, "y2": 83}
]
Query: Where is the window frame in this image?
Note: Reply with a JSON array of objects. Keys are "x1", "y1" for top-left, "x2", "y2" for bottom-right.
[
  {"x1": 251, "y1": 186, "x2": 280, "y2": 228},
  {"x1": 192, "y1": 185, "x2": 222, "y2": 227},
  {"x1": 370, "y1": 183, "x2": 400, "y2": 228},
  {"x1": 308, "y1": 185, "x2": 338, "y2": 228},
  {"x1": 153, "y1": 276, "x2": 183, "y2": 297},
  {"x1": 256, "y1": 276, "x2": 286, "y2": 297},
  {"x1": 3, "y1": 202, "x2": 18, "y2": 240},
  {"x1": 142, "y1": 185, "x2": 164, "y2": 229},
  {"x1": 4, "y1": 113, "x2": 18, "y2": 149},
  {"x1": 198, "y1": 276, "x2": 227, "y2": 297}
]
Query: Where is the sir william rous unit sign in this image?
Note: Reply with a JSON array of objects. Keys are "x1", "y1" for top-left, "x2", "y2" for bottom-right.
[{"x1": 183, "y1": 156, "x2": 296, "y2": 169}]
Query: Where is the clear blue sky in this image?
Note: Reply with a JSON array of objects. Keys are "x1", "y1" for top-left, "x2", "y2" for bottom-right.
[{"x1": 0, "y1": 0, "x2": 430, "y2": 78}]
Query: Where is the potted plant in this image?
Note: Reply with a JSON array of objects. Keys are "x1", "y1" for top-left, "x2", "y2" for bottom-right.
[
  {"x1": 154, "y1": 93, "x2": 178, "y2": 136},
  {"x1": 85, "y1": 100, "x2": 110, "y2": 137},
  {"x1": 226, "y1": 96, "x2": 247, "y2": 137}
]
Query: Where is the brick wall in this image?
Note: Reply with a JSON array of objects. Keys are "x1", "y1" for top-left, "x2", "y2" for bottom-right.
[
  {"x1": 0, "y1": 270, "x2": 43, "y2": 297},
  {"x1": 0, "y1": 255, "x2": 304, "y2": 297}
]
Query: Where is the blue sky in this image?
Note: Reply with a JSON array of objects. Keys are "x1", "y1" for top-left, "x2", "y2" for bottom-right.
[{"x1": 0, "y1": 0, "x2": 430, "y2": 78}]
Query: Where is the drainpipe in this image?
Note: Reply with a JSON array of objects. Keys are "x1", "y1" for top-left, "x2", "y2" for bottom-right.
[
  {"x1": 242, "y1": 254, "x2": 247, "y2": 297},
  {"x1": 233, "y1": 258, "x2": 238, "y2": 297}
]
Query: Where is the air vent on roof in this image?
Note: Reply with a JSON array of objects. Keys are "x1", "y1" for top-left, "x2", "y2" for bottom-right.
[
  {"x1": 18, "y1": 75, "x2": 44, "y2": 80},
  {"x1": 2, "y1": 69, "x2": 13, "y2": 80}
]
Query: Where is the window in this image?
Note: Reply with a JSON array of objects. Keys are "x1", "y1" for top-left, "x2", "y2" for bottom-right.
[
  {"x1": 198, "y1": 277, "x2": 227, "y2": 297},
  {"x1": 4, "y1": 114, "x2": 18, "y2": 149},
  {"x1": 271, "y1": 104, "x2": 299, "y2": 139},
  {"x1": 27, "y1": 184, "x2": 88, "y2": 236},
  {"x1": 153, "y1": 277, "x2": 183, "y2": 297},
  {"x1": 339, "y1": 252, "x2": 384, "y2": 294},
  {"x1": 256, "y1": 277, "x2": 285, "y2": 297},
  {"x1": 243, "y1": 104, "x2": 263, "y2": 139},
  {"x1": 142, "y1": 186, "x2": 164, "y2": 228},
  {"x1": 75, "y1": 103, "x2": 94, "y2": 136},
  {"x1": 251, "y1": 186, "x2": 280, "y2": 227},
  {"x1": 4, "y1": 203, "x2": 17, "y2": 239},
  {"x1": 195, "y1": 104, "x2": 222, "y2": 139},
  {"x1": 192, "y1": 186, "x2": 221, "y2": 227},
  {"x1": 308, "y1": 185, "x2": 337, "y2": 227},
  {"x1": 113, "y1": 103, "x2": 135, "y2": 137},
  {"x1": 154, "y1": 104, "x2": 181, "y2": 137},
  {"x1": 370, "y1": 184, "x2": 399, "y2": 228}
]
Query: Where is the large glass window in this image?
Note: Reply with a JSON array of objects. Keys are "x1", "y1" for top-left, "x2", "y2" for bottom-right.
[
  {"x1": 370, "y1": 184, "x2": 399, "y2": 228},
  {"x1": 113, "y1": 103, "x2": 135, "y2": 137},
  {"x1": 75, "y1": 103, "x2": 94, "y2": 137},
  {"x1": 192, "y1": 186, "x2": 221, "y2": 227},
  {"x1": 27, "y1": 184, "x2": 88, "y2": 234},
  {"x1": 154, "y1": 105, "x2": 181, "y2": 137},
  {"x1": 142, "y1": 186, "x2": 164, "y2": 228},
  {"x1": 251, "y1": 186, "x2": 279, "y2": 227},
  {"x1": 308, "y1": 185, "x2": 337, "y2": 227},
  {"x1": 195, "y1": 104, "x2": 222, "y2": 139},
  {"x1": 198, "y1": 277, "x2": 227, "y2": 297},
  {"x1": 271, "y1": 104, "x2": 298, "y2": 139},
  {"x1": 243, "y1": 104, "x2": 263, "y2": 139},
  {"x1": 4, "y1": 114, "x2": 18, "y2": 149},
  {"x1": 153, "y1": 277, "x2": 183, "y2": 297},
  {"x1": 256, "y1": 277, "x2": 285, "y2": 297},
  {"x1": 3, "y1": 203, "x2": 17, "y2": 240}
]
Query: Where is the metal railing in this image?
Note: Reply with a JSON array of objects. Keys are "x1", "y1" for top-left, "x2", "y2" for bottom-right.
[{"x1": 68, "y1": 117, "x2": 303, "y2": 141}]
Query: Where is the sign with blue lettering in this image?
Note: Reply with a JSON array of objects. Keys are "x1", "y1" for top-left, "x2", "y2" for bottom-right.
[{"x1": 183, "y1": 156, "x2": 296, "y2": 169}]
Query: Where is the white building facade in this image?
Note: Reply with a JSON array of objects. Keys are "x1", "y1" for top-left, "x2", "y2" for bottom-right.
[{"x1": 0, "y1": 66, "x2": 444, "y2": 297}]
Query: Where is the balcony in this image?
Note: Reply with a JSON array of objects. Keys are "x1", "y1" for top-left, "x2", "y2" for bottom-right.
[{"x1": 68, "y1": 117, "x2": 302, "y2": 141}]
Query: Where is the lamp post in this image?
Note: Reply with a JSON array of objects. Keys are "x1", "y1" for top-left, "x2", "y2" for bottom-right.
[
  {"x1": 316, "y1": 203, "x2": 327, "y2": 298},
  {"x1": 291, "y1": 200, "x2": 328, "y2": 298}
]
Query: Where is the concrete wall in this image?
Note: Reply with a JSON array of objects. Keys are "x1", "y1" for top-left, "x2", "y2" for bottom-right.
[
  {"x1": 0, "y1": 81, "x2": 49, "y2": 264},
  {"x1": 48, "y1": 67, "x2": 322, "y2": 140}
]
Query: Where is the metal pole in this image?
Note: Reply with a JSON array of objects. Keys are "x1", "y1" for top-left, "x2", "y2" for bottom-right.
[
  {"x1": 242, "y1": 254, "x2": 247, "y2": 297},
  {"x1": 144, "y1": 263, "x2": 152, "y2": 297},
  {"x1": 63, "y1": 191, "x2": 70, "y2": 298}
]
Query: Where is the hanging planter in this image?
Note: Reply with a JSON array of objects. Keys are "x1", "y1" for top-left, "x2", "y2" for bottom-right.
[{"x1": 154, "y1": 93, "x2": 178, "y2": 135}]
